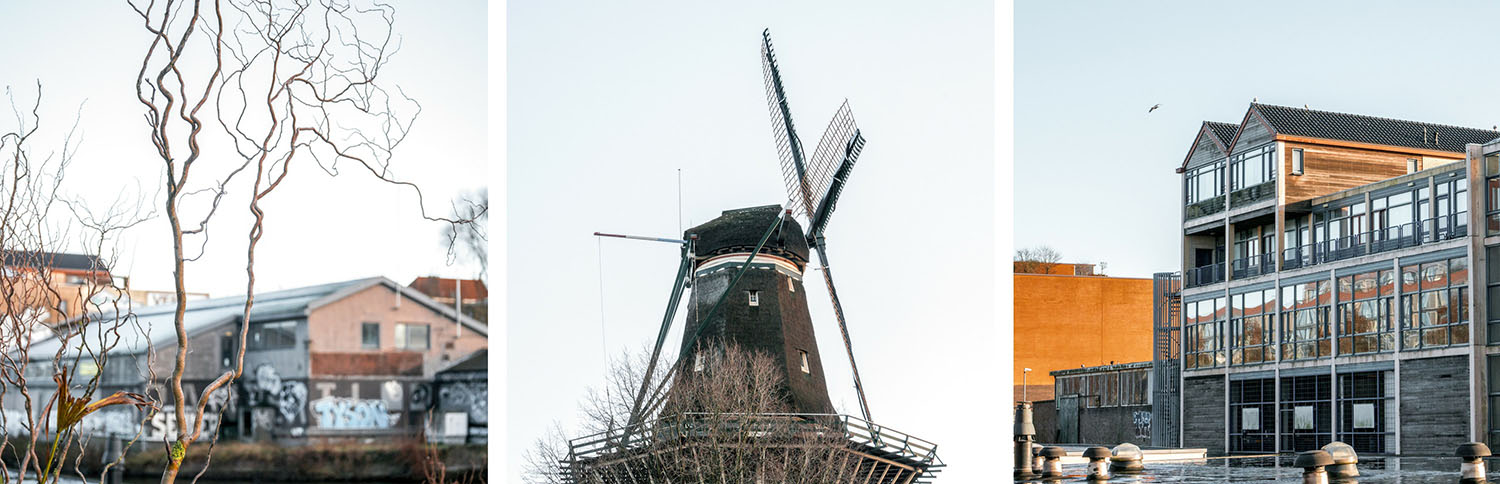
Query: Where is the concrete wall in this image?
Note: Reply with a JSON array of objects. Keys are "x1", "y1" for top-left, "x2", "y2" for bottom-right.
[
  {"x1": 1400, "y1": 355, "x2": 1470, "y2": 455},
  {"x1": 1033, "y1": 400, "x2": 1058, "y2": 443},
  {"x1": 1184, "y1": 375, "x2": 1226, "y2": 455},
  {"x1": 307, "y1": 284, "x2": 487, "y2": 378},
  {"x1": 1073, "y1": 405, "x2": 1153, "y2": 446},
  {"x1": 1014, "y1": 274, "x2": 1154, "y2": 387}
]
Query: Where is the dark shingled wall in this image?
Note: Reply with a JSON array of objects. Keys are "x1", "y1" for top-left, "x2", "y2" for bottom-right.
[
  {"x1": 677, "y1": 205, "x2": 833, "y2": 415},
  {"x1": 1400, "y1": 355, "x2": 1470, "y2": 455},
  {"x1": 1183, "y1": 375, "x2": 1225, "y2": 455}
]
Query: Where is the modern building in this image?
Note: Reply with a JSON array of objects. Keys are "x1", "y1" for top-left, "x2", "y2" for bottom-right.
[
  {"x1": 16, "y1": 276, "x2": 488, "y2": 442},
  {"x1": 1168, "y1": 103, "x2": 1500, "y2": 456},
  {"x1": 1014, "y1": 268, "x2": 1154, "y2": 403},
  {"x1": 0, "y1": 251, "x2": 113, "y2": 323}
]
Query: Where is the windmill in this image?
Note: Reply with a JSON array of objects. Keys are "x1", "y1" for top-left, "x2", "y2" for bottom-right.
[
  {"x1": 760, "y1": 28, "x2": 872, "y2": 422},
  {"x1": 566, "y1": 30, "x2": 941, "y2": 483}
]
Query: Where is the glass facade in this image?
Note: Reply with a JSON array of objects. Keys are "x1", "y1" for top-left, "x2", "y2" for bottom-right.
[
  {"x1": 1337, "y1": 269, "x2": 1395, "y2": 355},
  {"x1": 1280, "y1": 374, "x2": 1333, "y2": 452},
  {"x1": 1400, "y1": 256, "x2": 1469, "y2": 350},
  {"x1": 1280, "y1": 280, "x2": 1333, "y2": 360},
  {"x1": 1230, "y1": 288, "x2": 1275, "y2": 365},
  {"x1": 1231, "y1": 144, "x2": 1276, "y2": 191},
  {"x1": 1186, "y1": 162, "x2": 1224, "y2": 204},
  {"x1": 1185, "y1": 297, "x2": 1226, "y2": 369},
  {"x1": 1337, "y1": 371, "x2": 1393, "y2": 454},
  {"x1": 1229, "y1": 378, "x2": 1276, "y2": 453}
]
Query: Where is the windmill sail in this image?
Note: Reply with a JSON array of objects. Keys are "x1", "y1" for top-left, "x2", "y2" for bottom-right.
[
  {"x1": 803, "y1": 102, "x2": 864, "y2": 236},
  {"x1": 761, "y1": 30, "x2": 815, "y2": 221}
]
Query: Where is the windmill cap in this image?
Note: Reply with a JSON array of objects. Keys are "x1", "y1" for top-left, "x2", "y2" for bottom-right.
[
  {"x1": 1457, "y1": 442, "x2": 1492, "y2": 458},
  {"x1": 1083, "y1": 447, "x2": 1111, "y2": 459},
  {"x1": 685, "y1": 205, "x2": 810, "y2": 263},
  {"x1": 1294, "y1": 450, "x2": 1333, "y2": 468}
]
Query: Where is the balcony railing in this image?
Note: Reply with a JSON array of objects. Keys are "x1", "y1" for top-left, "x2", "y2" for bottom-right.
[
  {"x1": 1231, "y1": 253, "x2": 1277, "y2": 279},
  {"x1": 1229, "y1": 181, "x2": 1276, "y2": 207},
  {"x1": 1282, "y1": 214, "x2": 1468, "y2": 270},
  {"x1": 1185, "y1": 262, "x2": 1225, "y2": 289},
  {"x1": 1186, "y1": 197, "x2": 1226, "y2": 220}
]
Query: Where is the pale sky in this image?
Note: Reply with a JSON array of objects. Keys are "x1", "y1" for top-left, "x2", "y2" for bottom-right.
[
  {"x1": 1016, "y1": 0, "x2": 1500, "y2": 278},
  {"x1": 0, "y1": 1, "x2": 487, "y2": 299},
  {"x1": 508, "y1": 1, "x2": 994, "y2": 482}
]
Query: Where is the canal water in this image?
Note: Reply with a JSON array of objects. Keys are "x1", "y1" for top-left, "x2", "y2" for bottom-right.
[{"x1": 1034, "y1": 456, "x2": 1500, "y2": 483}]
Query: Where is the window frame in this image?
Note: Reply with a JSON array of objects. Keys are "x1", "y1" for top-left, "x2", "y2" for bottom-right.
[{"x1": 361, "y1": 322, "x2": 381, "y2": 350}]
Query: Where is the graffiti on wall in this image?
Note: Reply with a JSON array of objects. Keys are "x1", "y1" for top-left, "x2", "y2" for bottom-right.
[
  {"x1": 308, "y1": 379, "x2": 408, "y2": 430},
  {"x1": 310, "y1": 397, "x2": 395, "y2": 429},
  {"x1": 246, "y1": 364, "x2": 306, "y2": 433},
  {"x1": 438, "y1": 381, "x2": 486, "y2": 425},
  {"x1": 1132, "y1": 410, "x2": 1151, "y2": 440}
]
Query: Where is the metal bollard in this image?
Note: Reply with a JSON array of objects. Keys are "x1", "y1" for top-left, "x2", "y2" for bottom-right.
[
  {"x1": 1110, "y1": 442, "x2": 1145, "y2": 474},
  {"x1": 1084, "y1": 446, "x2": 1111, "y2": 480},
  {"x1": 1458, "y1": 442, "x2": 1491, "y2": 484},
  {"x1": 1039, "y1": 446, "x2": 1067, "y2": 479},
  {"x1": 1014, "y1": 402, "x2": 1036, "y2": 480},
  {"x1": 1321, "y1": 441, "x2": 1358, "y2": 479},
  {"x1": 1294, "y1": 450, "x2": 1333, "y2": 484}
]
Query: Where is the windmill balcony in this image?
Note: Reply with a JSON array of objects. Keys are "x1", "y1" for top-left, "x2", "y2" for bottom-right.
[
  {"x1": 1281, "y1": 213, "x2": 1468, "y2": 270},
  {"x1": 1230, "y1": 253, "x2": 1276, "y2": 279},
  {"x1": 1184, "y1": 262, "x2": 1225, "y2": 289}
]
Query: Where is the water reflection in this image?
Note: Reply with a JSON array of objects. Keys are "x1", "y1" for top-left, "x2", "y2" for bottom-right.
[{"x1": 1017, "y1": 456, "x2": 1500, "y2": 483}]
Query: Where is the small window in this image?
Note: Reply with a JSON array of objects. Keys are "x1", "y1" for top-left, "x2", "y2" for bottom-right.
[
  {"x1": 1407, "y1": 158, "x2": 1419, "y2": 174},
  {"x1": 361, "y1": 322, "x2": 380, "y2": 350},
  {"x1": 799, "y1": 350, "x2": 810, "y2": 374},
  {"x1": 394, "y1": 323, "x2": 430, "y2": 350},
  {"x1": 1291, "y1": 149, "x2": 1304, "y2": 175},
  {"x1": 788, "y1": 278, "x2": 795, "y2": 293},
  {"x1": 65, "y1": 275, "x2": 86, "y2": 285},
  {"x1": 748, "y1": 290, "x2": 759, "y2": 306},
  {"x1": 693, "y1": 355, "x2": 704, "y2": 372}
]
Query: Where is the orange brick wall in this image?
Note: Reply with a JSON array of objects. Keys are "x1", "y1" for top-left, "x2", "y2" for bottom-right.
[
  {"x1": 1013, "y1": 274, "x2": 1154, "y2": 388},
  {"x1": 307, "y1": 284, "x2": 488, "y2": 377}
]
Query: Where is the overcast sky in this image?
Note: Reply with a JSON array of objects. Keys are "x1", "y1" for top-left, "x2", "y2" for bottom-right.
[
  {"x1": 0, "y1": 1, "x2": 486, "y2": 298},
  {"x1": 1016, "y1": 0, "x2": 1500, "y2": 278},
  {"x1": 508, "y1": 1, "x2": 993, "y2": 481}
]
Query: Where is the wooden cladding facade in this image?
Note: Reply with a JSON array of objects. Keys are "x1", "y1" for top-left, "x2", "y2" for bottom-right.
[{"x1": 1280, "y1": 140, "x2": 1464, "y2": 204}]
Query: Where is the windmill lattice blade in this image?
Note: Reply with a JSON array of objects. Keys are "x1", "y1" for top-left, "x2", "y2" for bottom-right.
[
  {"x1": 804, "y1": 101, "x2": 863, "y2": 235},
  {"x1": 761, "y1": 30, "x2": 815, "y2": 221}
]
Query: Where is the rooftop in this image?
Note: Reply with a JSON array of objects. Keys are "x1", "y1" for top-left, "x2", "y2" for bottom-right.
[{"x1": 1245, "y1": 103, "x2": 1499, "y2": 153}]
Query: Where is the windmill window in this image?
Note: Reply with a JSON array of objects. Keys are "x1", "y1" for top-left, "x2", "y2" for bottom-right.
[
  {"x1": 799, "y1": 350, "x2": 810, "y2": 374},
  {"x1": 788, "y1": 278, "x2": 795, "y2": 292},
  {"x1": 693, "y1": 355, "x2": 704, "y2": 372},
  {"x1": 1291, "y1": 149, "x2": 1304, "y2": 176},
  {"x1": 748, "y1": 290, "x2": 759, "y2": 306}
]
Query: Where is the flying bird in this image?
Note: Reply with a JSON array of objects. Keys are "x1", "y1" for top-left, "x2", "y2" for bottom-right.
[{"x1": 1148, "y1": 104, "x2": 1161, "y2": 113}]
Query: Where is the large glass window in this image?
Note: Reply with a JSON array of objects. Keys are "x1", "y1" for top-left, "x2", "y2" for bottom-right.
[
  {"x1": 1186, "y1": 162, "x2": 1224, "y2": 204},
  {"x1": 1230, "y1": 288, "x2": 1275, "y2": 365},
  {"x1": 1230, "y1": 378, "x2": 1276, "y2": 453},
  {"x1": 1280, "y1": 374, "x2": 1333, "y2": 452},
  {"x1": 1434, "y1": 175, "x2": 1469, "y2": 239},
  {"x1": 1486, "y1": 154, "x2": 1500, "y2": 234},
  {"x1": 1337, "y1": 269, "x2": 1396, "y2": 355},
  {"x1": 1281, "y1": 280, "x2": 1333, "y2": 360},
  {"x1": 1185, "y1": 297, "x2": 1226, "y2": 369},
  {"x1": 1371, "y1": 190, "x2": 1418, "y2": 247},
  {"x1": 394, "y1": 323, "x2": 430, "y2": 350},
  {"x1": 1338, "y1": 371, "x2": 1393, "y2": 454},
  {"x1": 248, "y1": 320, "x2": 296, "y2": 350},
  {"x1": 1231, "y1": 144, "x2": 1276, "y2": 191},
  {"x1": 1401, "y1": 256, "x2": 1469, "y2": 350},
  {"x1": 1120, "y1": 369, "x2": 1149, "y2": 406},
  {"x1": 1488, "y1": 356, "x2": 1500, "y2": 448}
]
